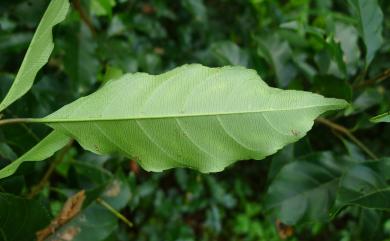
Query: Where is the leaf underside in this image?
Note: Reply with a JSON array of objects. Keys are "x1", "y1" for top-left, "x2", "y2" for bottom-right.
[
  {"x1": 36, "y1": 64, "x2": 347, "y2": 173},
  {"x1": 0, "y1": 130, "x2": 70, "y2": 179}
]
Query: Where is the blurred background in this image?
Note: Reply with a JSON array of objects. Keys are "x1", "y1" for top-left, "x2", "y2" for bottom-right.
[{"x1": 0, "y1": 0, "x2": 389, "y2": 240}]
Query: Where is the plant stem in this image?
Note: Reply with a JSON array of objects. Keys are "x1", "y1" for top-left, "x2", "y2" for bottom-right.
[
  {"x1": 27, "y1": 140, "x2": 74, "y2": 199},
  {"x1": 316, "y1": 117, "x2": 378, "y2": 160},
  {"x1": 354, "y1": 68, "x2": 390, "y2": 89},
  {"x1": 0, "y1": 118, "x2": 33, "y2": 126},
  {"x1": 96, "y1": 198, "x2": 133, "y2": 228},
  {"x1": 73, "y1": 0, "x2": 96, "y2": 35}
]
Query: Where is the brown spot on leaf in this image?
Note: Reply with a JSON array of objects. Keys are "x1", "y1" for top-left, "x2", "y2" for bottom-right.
[
  {"x1": 56, "y1": 226, "x2": 80, "y2": 241},
  {"x1": 104, "y1": 180, "x2": 121, "y2": 197},
  {"x1": 291, "y1": 129, "x2": 300, "y2": 137},
  {"x1": 275, "y1": 219, "x2": 294, "y2": 240},
  {"x1": 94, "y1": 144, "x2": 99, "y2": 152}
]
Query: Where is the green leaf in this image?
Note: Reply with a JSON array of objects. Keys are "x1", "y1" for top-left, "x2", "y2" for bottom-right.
[
  {"x1": 63, "y1": 21, "x2": 99, "y2": 96},
  {"x1": 257, "y1": 35, "x2": 297, "y2": 87},
  {"x1": 348, "y1": 0, "x2": 384, "y2": 66},
  {"x1": 336, "y1": 158, "x2": 390, "y2": 210},
  {"x1": 35, "y1": 64, "x2": 347, "y2": 173},
  {"x1": 45, "y1": 202, "x2": 117, "y2": 241},
  {"x1": 370, "y1": 112, "x2": 390, "y2": 123},
  {"x1": 0, "y1": 0, "x2": 69, "y2": 112},
  {"x1": 182, "y1": 0, "x2": 207, "y2": 22},
  {"x1": 345, "y1": 88, "x2": 383, "y2": 116},
  {"x1": 100, "y1": 171, "x2": 131, "y2": 210},
  {"x1": 102, "y1": 65, "x2": 124, "y2": 83},
  {"x1": 211, "y1": 41, "x2": 249, "y2": 67},
  {"x1": 0, "y1": 130, "x2": 71, "y2": 179},
  {"x1": 91, "y1": 0, "x2": 116, "y2": 17},
  {"x1": 0, "y1": 193, "x2": 51, "y2": 241},
  {"x1": 324, "y1": 35, "x2": 347, "y2": 78},
  {"x1": 334, "y1": 22, "x2": 360, "y2": 75},
  {"x1": 359, "y1": 209, "x2": 382, "y2": 241},
  {"x1": 0, "y1": 143, "x2": 17, "y2": 160},
  {"x1": 265, "y1": 152, "x2": 349, "y2": 224},
  {"x1": 313, "y1": 75, "x2": 352, "y2": 101}
]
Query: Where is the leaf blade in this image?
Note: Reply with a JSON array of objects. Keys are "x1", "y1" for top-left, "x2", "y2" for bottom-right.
[
  {"x1": 0, "y1": 130, "x2": 71, "y2": 179},
  {"x1": 336, "y1": 158, "x2": 390, "y2": 210},
  {"x1": 38, "y1": 64, "x2": 348, "y2": 173},
  {"x1": 370, "y1": 112, "x2": 390, "y2": 123},
  {"x1": 264, "y1": 152, "x2": 348, "y2": 224},
  {"x1": 0, "y1": 0, "x2": 69, "y2": 112},
  {"x1": 348, "y1": 0, "x2": 384, "y2": 66},
  {"x1": 0, "y1": 193, "x2": 51, "y2": 241}
]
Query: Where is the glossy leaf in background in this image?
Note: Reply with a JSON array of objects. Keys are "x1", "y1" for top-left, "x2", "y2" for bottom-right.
[
  {"x1": 336, "y1": 158, "x2": 390, "y2": 210},
  {"x1": 265, "y1": 152, "x2": 349, "y2": 224},
  {"x1": 210, "y1": 41, "x2": 249, "y2": 67},
  {"x1": 347, "y1": 0, "x2": 384, "y2": 67},
  {"x1": 0, "y1": 0, "x2": 69, "y2": 112},
  {"x1": 62, "y1": 19, "x2": 99, "y2": 96},
  {"x1": 257, "y1": 34, "x2": 297, "y2": 88},
  {"x1": 44, "y1": 202, "x2": 118, "y2": 241},
  {"x1": 35, "y1": 64, "x2": 348, "y2": 173},
  {"x1": 0, "y1": 193, "x2": 50, "y2": 241}
]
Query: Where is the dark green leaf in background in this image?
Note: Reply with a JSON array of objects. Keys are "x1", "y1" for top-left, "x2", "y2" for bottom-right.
[
  {"x1": 0, "y1": 193, "x2": 50, "y2": 241},
  {"x1": 257, "y1": 34, "x2": 297, "y2": 87},
  {"x1": 63, "y1": 20, "x2": 99, "y2": 96},
  {"x1": 336, "y1": 158, "x2": 390, "y2": 210},
  {"x1": 348, "y1": 0, "x2": 384, "y2": 67},
  {"x1": 265, "y1": 152, "x2": 349, "y2": 224}
]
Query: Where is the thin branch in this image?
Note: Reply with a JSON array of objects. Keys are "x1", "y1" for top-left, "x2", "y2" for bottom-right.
[
  {"x1": 28, "y1": 140, "x2": 74, "y2": 199},
  {"x1": 73, "y1": 0, "x2": 96, "y2": 35},
  {"x1": 354, "y1": 68, "x2": 390, "y2": 89},
  {"x1": 96, "y1": 198, "x2": 133, "y2": 228},
  {"x1": 316, "y1": 117, "x2": 378, "y2": 160},
  {"x1": 0, "y1": 118, "x2": 33, "y2": 126}
]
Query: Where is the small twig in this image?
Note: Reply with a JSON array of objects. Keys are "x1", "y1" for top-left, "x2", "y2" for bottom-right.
[
  {"x1": 354, "y1": 68, "x2": 390, "y2": 89},
  {"x1": 316, "y1": 117, "x2": 378, "y2": 160},
  {"x1": 96, "y1": 198, "x2": 133, "y2": 228},
  {"x1": 73, "y1": 0, "x2": 96, "y2": 35},
  {"x1": 28, "y1": 140, "x2": 74, "y2": 199}
]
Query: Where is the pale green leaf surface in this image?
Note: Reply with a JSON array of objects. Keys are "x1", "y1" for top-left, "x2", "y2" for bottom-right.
[
  {"x1": 370, "y1": 112, "x2": 390, "y2": 123},
  {"x1": 0, "y1": 0, "x2": 69, "y2": 112},
  {"x1": 0, "y1": 130, "x2": 71, "y2": 179},
  {"x1": 348, "y1": 0, "x2": 383, "y2": 66},
  {"x1": 34, "y1": 64, "x2": 347, "y2": 173}
]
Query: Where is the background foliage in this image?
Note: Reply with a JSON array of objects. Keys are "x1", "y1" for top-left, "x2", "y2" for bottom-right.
[{"x1": 0, "y1": 0, "x2": 389, "y2": 240}]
